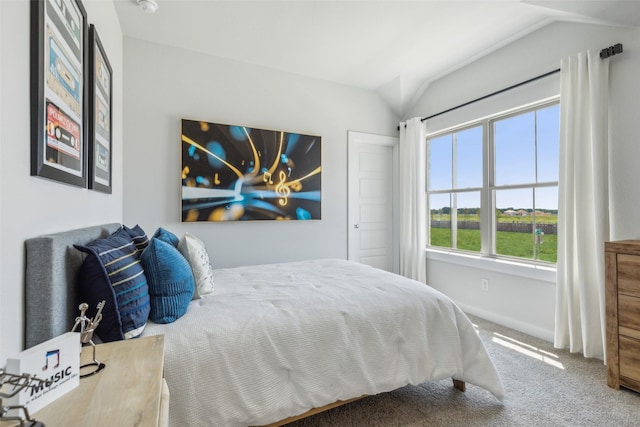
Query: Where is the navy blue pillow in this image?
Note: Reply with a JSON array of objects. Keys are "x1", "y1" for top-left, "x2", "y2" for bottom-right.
[
  {"x1": 141, "y1": 237, "x2": 194, "y2": 324},
  {"x1": 75, "y1": 227, "x2": 151, "y2": 342},
  {"x1": 123, "y1": 224, "x2": 149, "y2": 256},
  {"x1": 153, "y1": 227, "x2": 179, "y2": 248}
]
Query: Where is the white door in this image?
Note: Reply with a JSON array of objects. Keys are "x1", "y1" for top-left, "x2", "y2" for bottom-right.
[{"x1": 347, "y1": 131, "x2": 398, "y2": 273}]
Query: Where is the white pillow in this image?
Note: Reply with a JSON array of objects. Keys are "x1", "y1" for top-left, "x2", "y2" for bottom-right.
[{"x1": 178, "y1": 233, "x2": 214, "y2": 299}]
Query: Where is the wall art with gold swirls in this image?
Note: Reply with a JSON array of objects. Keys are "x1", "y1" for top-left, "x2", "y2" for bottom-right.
[{"x1": 181, "y1": 119, "x2": 322, "y2": 221}]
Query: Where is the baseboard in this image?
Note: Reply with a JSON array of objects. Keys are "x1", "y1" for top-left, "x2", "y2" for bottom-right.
[{"x1": 457, "y1": 302, "x2": 555, "y2": 343}]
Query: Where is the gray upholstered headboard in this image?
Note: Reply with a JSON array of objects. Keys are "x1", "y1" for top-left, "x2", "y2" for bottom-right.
[{"x1": 24, "y1": 223, "x2": 121, "y2": 349}]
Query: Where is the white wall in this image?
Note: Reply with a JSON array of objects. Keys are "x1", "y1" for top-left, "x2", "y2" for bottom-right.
[
  {"x1": 406, "y1": 22, "x2": 640, "y2": 342},
  {"x1": 0, "y1": 0, "x2": 124, "y2": 365},
  {"x1": 122, "y1": 38, "x2": 399, "y2": 268}
]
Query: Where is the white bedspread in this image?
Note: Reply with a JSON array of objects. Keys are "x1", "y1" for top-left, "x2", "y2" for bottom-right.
[{"x1": 143, "y1": 259, "x2": 504, "y2": 426}]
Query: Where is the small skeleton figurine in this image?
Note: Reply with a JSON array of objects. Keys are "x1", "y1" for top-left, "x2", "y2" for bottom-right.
[
  {"x1": 72, "y1": 301, "x2": 106, "y2": 377},
  {"x1": 72, "y1": 301, "x2": 104, "y2": 344}
]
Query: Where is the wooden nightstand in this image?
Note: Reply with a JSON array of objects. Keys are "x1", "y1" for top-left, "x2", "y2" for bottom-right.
[
  {"x1": 605, "y1": 240, "x2": 640, "y2": 393},
  {"x1": 3, "y1": 335, "x2": 168, "y2": 427}
]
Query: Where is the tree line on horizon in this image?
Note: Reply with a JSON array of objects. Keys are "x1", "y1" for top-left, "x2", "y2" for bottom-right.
[{"x1": 430, "y1": 207, "x2": 558, "y2": 215}]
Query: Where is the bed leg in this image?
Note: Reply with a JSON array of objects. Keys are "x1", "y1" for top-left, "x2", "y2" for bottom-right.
[{"x1": 452, "y1": 379, "x2": 466, "y2": 392}]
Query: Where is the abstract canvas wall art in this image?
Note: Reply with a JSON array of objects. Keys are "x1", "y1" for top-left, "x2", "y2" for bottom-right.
[{"x1": 181, "y1": 120, "x2": 322, "y2": 221}]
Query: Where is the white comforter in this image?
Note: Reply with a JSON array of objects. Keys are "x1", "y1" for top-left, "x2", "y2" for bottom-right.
[{"x1": 143, "y1": 259, "x2": 504, "y2": 426}]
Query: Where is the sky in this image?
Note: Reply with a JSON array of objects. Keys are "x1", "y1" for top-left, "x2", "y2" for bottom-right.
[{"x1": 428, "y1": 103, "x2": 559, "y2": 213}]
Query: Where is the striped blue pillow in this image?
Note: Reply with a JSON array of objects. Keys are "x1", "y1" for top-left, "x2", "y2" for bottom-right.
[
  {"x1": 141, "y1": 238, "x2": 194, "y2": 324},
  {"x1": 123, "y1": 224, "x2": 149, "y2": 256},
  {"x1": 75, "y1": 227, "x2": 151, "y2": 342}
]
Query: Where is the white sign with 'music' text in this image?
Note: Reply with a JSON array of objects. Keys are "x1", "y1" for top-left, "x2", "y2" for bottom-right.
[{"x1": 5, "y1": 332, "x2": 80, "y2": 414}]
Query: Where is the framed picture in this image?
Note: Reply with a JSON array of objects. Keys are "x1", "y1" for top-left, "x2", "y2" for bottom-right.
[
  {"x1": 181, "y1": 119, "x2": 322, "y2": 222},
  {"x1": 88, "y1": 25, "x2": 112, "y2": 193},
  {"x1": 30, "y1": 0, "x2": 88, "y2": 188}
]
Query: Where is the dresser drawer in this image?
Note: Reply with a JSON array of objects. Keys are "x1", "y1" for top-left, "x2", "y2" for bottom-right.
[
  {"x1": 618, "y1": 294, "x2": 640, "y2": 340},
  {"x1": 605, "y1": 241, "x2": 640, "y2": 392},
  {"x1": 618, "y1": 254, "x2": 640, "y2": 297},
  {"x1": 620, "y1": 335, "x2": 640, "y2": 385}
]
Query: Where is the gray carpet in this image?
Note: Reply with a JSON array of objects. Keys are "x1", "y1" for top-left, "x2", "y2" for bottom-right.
[{"x1": 288, "y1": 315, "x2": 640, "y2": 426}]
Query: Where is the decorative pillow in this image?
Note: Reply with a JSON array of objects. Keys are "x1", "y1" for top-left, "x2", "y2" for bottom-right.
[
  {"x1": 153, "y1": 227, "x2": 179, "y2": 248},
  {"x1": 141, "y1": 237, "x2": 194, "y2": 324},
  {"x1": 178, "y1": 233, "x2": 215, "y2": 299},
  {"x1": 74, "y1": 227, "x2": 150, "y2": 342},
  {"x1": 123, "y1": 224, "x2": 149, "y2": 256}
]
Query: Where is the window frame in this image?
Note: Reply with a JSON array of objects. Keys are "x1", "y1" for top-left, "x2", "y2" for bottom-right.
[{"x1": 426, "y1": 96, "x2": 560, "y2": 266}]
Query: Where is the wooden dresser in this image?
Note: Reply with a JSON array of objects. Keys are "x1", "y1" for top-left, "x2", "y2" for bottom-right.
[
  {"x1": 605, "y1": 240, "x2": 640, "y2": 392},
  {"x1": 2, "y1": 335, "x2": 169, "y2": 427}
]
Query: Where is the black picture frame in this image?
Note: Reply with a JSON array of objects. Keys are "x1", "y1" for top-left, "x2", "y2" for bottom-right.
[
  {"x1": 30, "y1": 0, "x2": 88, "y2": 188},
  {"x1": 88, "y1": 25, "x2": 113, "y2": 193}
]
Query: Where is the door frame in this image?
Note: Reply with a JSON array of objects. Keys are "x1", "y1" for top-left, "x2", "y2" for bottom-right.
[{"x1": 347, "y1": 131, "x2": 399, "y2": 273}]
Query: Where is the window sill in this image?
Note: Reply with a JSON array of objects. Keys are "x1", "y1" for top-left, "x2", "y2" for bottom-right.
[{"x1": 425, "y1": 248, "x2": 556, "y2": 284}]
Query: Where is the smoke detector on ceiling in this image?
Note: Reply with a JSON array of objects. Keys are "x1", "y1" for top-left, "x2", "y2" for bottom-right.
[{"x1": 137, "y1": 0, "x2": 158, "y2": 14}]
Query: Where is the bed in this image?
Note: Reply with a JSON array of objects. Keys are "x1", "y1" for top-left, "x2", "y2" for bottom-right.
[{"x1": 24, "y1": 224, "x2": 504, "y2": 427}]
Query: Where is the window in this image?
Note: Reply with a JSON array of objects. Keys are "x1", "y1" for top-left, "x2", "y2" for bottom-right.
[
  {"x1": 427, "y1": 100, "x2": 559, "y2": 264},
  {"x1": 428, "y1": 126, "x2": 483, "y2": 253}
]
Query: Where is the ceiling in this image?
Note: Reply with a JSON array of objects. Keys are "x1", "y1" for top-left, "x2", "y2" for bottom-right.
[{"x1": 113, "y1": 1, "x2": 640, "y2": 116}]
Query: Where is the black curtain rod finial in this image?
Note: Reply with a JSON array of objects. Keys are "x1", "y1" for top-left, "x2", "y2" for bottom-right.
[{"x1": 600, "y1": 43, "x2": 623, "y2": 59}]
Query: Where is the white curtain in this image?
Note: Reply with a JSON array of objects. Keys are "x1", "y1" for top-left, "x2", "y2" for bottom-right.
[
  {"x1": 554, "y1": 50, "x2": 611, "y2": 359},
  {"x1": 398, "y1": 117, "x2": 427, "y2": 283}
]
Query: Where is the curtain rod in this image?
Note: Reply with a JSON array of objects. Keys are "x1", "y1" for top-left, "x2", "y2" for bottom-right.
[
  {"x1": 420, "y1": 67, "x2": 560, "y2": 123},
  {"x1": 398, "y1": 43, "x2": 623, "y2": 130}
]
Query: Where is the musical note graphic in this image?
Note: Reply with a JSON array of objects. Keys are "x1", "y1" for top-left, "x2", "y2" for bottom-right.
[
  {"x1": 275, "y1": 170, "x2": 290, "y2": 206},
  {"x1": 214, "y1": 173, "x2": 221, "y2": 185},
  {"x1": 262, "y1": 171, "x2": 273, "y2": 184},
  {"x1": 42, "y1": 349, "x2": 60, "y2": 371}
]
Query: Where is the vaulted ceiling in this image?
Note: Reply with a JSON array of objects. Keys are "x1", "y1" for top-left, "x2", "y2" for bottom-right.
[{"x1": 114, "y1": 0, "x2": 640, "y2": 116}]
